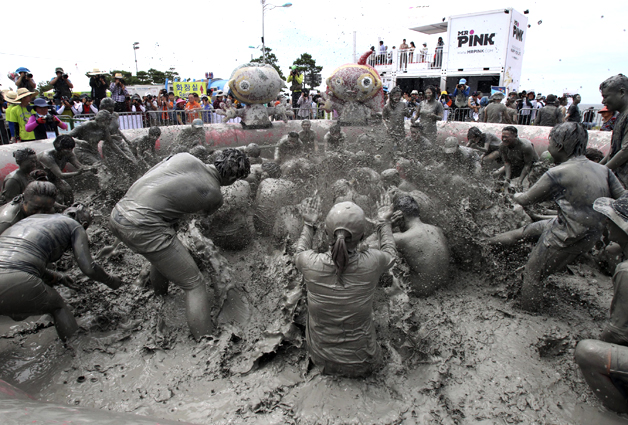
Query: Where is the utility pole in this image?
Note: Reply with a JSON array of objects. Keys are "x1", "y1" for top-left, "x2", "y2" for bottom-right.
[{"x1": 133, "y1": 42, "x2": 140, "y2": 75}]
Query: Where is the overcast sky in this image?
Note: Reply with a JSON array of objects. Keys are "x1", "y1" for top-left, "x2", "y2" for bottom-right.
[{"x1": 3, "y1": 0, "x2": 627, "y2": 103}]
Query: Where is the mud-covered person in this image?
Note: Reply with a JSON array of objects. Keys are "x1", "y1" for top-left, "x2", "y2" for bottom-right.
[
  {"x1": 466, "y1": 126, "x2": 502, "y2": 170},
  {"x1": 401, "y1": 121, "x2": 433, "y2": 158},
  {"x1": 244, "y1": 143, "x2": 264, "y2": 165},
  {"x1": 38, "y1": 135, "x2": 97, "y2": 206},
  {"x1": 575, "y1": 193, "x2": 628, "y2": 414},
  {"x1": 0, "y1": 181, "x2": 57, "y2": 234},
  {"x1": 109, "y1": 149, "x2": 250, "y2": 340},
  {"x1": 134, "y1": 127, "x2": 162, "y2": 171},
  {"x1": 68, "y1": 110, "x2": 112, "y2": 165},
  {"x1": 0, "y1": 148, "x2": 39, "y2": 204},
  {"x1": 490, "y1": 123, "x2": 625, "y2": 312},
  {"x1": 493, "y1": 125, "x2": 539, "y2": 188},
  {"x1": 274, "y1": 131, "x2": 304, "y2": 165},
  {"x1": 441, "y1": 137, "x2": 481, "y2": 176},
  {"x1": 600, "y1": 74, "x2": 628, "y2": 187},
  {"x1": 0, "y1": 203, "x2": 123, "y2": 342},
  {"x1": 324, "y1": 123, "x2": 347, "y2": 152},
  {"x1": 391, "y1": 195, "x2": 449, "y2": 296},
  {"x1": 294, "y1": 196, "x2": 396, "y2": 378},
  {"x1": 299, "y1": 119, "x2": 317, "y2": 154}
]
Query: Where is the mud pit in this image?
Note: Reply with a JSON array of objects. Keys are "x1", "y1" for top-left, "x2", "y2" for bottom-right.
[{"x1": 0, "y1": 123, "x2": 627, "y2": 425}]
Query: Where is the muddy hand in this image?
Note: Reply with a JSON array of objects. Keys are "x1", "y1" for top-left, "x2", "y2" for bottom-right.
[
  {"x1": 300, "y1": 196, "x2": 321, "y2": 224},
  {"x1": 97, "y1": 238, "x2": 121, "y2": 260},
  {"x1": 376, "y1": 191, "x2": 394, "y2": 221}
]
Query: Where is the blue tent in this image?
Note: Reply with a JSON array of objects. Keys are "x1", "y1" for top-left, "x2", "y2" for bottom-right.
[{"x1": 209, "y1": 79, "x2": 227, "y2": 91}]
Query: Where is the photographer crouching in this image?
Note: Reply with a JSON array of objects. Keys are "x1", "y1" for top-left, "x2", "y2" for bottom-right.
[
  {"x1": 50, "y1": 67, "x2": 74, "y2": 102},
  {"x1": 109, "y1": 73, "x2": 129, "y2": 113},
  {"x1": 25, "y1": 98, "x2": 67, "y2": 140}
]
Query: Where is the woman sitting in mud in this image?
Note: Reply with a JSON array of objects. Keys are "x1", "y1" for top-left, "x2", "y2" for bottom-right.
[{"x1": 294, "y1": 195, "x2": 396, "y2": 378}]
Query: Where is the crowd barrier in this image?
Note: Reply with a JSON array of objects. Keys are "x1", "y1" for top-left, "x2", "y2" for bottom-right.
[{"x1": 440, "y1": 107, "x2": 606, "y2": 128}]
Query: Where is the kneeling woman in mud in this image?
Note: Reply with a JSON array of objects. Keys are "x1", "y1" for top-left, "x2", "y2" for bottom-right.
[{"x1": 294, "y1": 195, "x2": 396, "y2": 378}]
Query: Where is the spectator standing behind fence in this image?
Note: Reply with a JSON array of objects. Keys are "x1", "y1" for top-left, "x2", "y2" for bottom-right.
[
  {"x1": 453, "y1": 79, "x2": 469, "y2": 120},
  {"x1": 185, "y1": 93, "x2": 201, "y2": 122},
  {"x1": 433, "y1": 37, "x2": 444, "y2": 68},
  {"x1": 87, "y1": 69, "x2": 108, "y2": 109},
  {"x1": 200, "y1": 95, "x2": 213, "y2": 123},
  {"x1": 213, "y1": 90, "x2": 225, "y2": 110},
  {"x1": 7, "y1": 88, "x2": 37, "y2": 143},
  {"x1": 50, "y1": 68, "x2": 73, "y2": 101},
  {"x1": 468, "y1": 92, "x2": 480, "y2": 121},
  {"x1": 14, "y1": 67, "x2": 36, "y2": 91},
  {"x1": 599, "y1": 106, "x2": 618, "y2": 132},
  {"x1": 566, "y1": 94, "x2": 582, "y2": 123},
  {"x1": 287, "y1": 66, "x2": 304, "y2": 109},
  {"x1": 73, "y1": 95, "x2": 98, "y2": 115},
  {"x1": 297, "y1": 91, "x2": 312, "y2": 120},
  {"x1": 399, "y1": 39, "x2": 409, "y2": 68},
  {"x1": 518, "y1": 91, "x2": 535, "y2": 125},
  {"x1": 110, "y1": 73, "x2": 129, "y2": 112},
  {"x1": 378, "y1": 41, "x2": 387, "y2": 65},
  {"x1": 409, "y1": 42, "x2": 416, "y2": 63},
  {"x1": 25, "y1": 98, "x2": 67, "y2": 140},
  {"x1": 131, "y1": 95, "x2": 145, "y2": 113},
  {"x1": 420, "y1": 42, "x2": 428, "y2": 62},
  {"x1": 175, "y1": 99, "x2": 187, "y2": 125}
]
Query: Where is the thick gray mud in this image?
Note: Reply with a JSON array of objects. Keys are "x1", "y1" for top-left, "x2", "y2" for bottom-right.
[{"x1": 0, "y1": 122, "x2": 627, "y2": 424}]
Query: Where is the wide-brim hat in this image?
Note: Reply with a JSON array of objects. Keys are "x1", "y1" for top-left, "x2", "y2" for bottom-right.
[
  {"x1": 3, "y1": 90, "x2": 18, "y2": 104},
  {"x1": 33, "y1": 98, "x2": 49, "y2": 108},
  {"x1": 215, "y1": 90, "x2": 224, "y2": 96},
  {"x1": 176, "y1": 99, "x2": 186, "y2": 105},
  {"x1": 593, "y1": 195, "x2": 628, "y2": 235},
  {"x1": 114, "y1": 73, "x2": 124, "y2": 79},
  {"x1": 14, "y1": 87, "x2": 37, "y2": 101},
  {"x1": 15, "y1": 67, "x2": 29, "y2": 73},
  {"x1": 411, "y1": 90, "x2": 418, "y2": 95},
  {"x1": 88, "y1": 68, "x2": 108, "y2": 76}
]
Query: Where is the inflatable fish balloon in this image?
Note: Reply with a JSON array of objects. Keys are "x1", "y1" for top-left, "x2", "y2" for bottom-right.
[
  {"x1": 325, "y1": 51, "x2": 385, "y2": 123},
  {"x1": 228, "y1": 63, "x2": 285, "y2": 105}
]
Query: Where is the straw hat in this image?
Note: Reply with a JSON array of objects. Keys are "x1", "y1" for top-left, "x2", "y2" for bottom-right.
[
  {"x1": 114, "y1": 73, "x2": 124, "y2": 79},
  {"x1": 88, "y1": 68, "x2": 108, "y2": 76},
  {"x1": 14, "y1": 87, "x2": 37, "y2": 101},
  {"x1": 593, "y1": 194, "x2": 628, "y2": 235},
  {"x1": 3, "y1": 90, "x2": 18, "y2": 104}
]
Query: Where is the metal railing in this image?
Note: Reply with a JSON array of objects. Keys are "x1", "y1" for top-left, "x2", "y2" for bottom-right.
[{"x1": 368, "y1": 48, "x2": 444, "y2": 71}]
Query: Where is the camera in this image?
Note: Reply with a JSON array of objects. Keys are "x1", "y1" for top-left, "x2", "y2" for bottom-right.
[
  {"x1": 457, "y1": 84, "x2": 462, "y2": 89},
  {"x1": 26, "y1": 73, "x2": 33, "y2": 79},
  {"x1": 63, "y1": 74, "x2": 68, "y2": 79}
]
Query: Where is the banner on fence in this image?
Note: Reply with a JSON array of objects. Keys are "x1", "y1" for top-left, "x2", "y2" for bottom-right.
[{"x1": 173, "y1": 81, "x2": 207, "y2": 98}]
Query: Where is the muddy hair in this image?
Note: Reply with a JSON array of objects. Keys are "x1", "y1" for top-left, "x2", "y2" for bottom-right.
[
  {"x1": 13, "y1": 148, "x2": 36, "y2": 165},
  {"x1": 29, "y1": 169, "x2": 49, "y2": 181},
  {"x1": 148, "y1": 127, "x2": 161, "y2": 137},
  {"x1": 261, "y1": 161, "x2": 281, "y2": 178},
  {"x1": 467, "y1": 127, "x2": 482, "y2": 139},
  {"x1": 331, "y1": 229, "x2": 351, "y2": 276},
  {"x1": 288, "y1": 131, "x2": 299, "y2": 138},
  {"x1": 393, "y1": 195, "x2": 421, "y2": 218},
  {"x1": 549, "y1": 122, "x2": 588, "y2": 157},
  {"x1": 502, "y1": 126, "x2": 518, "y2": 136},
  {"x1": 585, "y1": 148, "x2": 604, "y2": 163},
  {"x1": 214, "y1": 148, "x2": 250, "y2": 180},
  {"x1": 23, "y1": 181, "x2": 57, "y2": 202},
  {"x1": 53, "y1": 135, "x2": 75, "y2": 151},
  {"x1": 600, "y1": 74, "x2": 628, "y2": 93}
]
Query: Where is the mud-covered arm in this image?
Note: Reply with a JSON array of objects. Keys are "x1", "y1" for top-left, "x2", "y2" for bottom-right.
[
  {"x1": 518, "y1": 144, "x2": 537, "y2": 182},
  {"x1": 72, "y1": 228, "x2": 121, "y2": 289},
  {"x1": 40, "y1": 154, "x2": 81, "y2": 180},
  {"x1": 606, "y1": 131, "x2": 628, "y2": 170},
  {"x1": 513, "y1": 173, "x2": 553, "y2": 206},
  {"x1": 377, "y1": 220, "x2": 396, "y2": 259},
  {"x1": 1, "y1": 179, "x2": 22, "y2": 201},
  {"x1": 609, "y1": 169, "x2": 627, "y2": 199},
  {"x1": 295, "y1": 223, "x2": 316, "y2": 255}
]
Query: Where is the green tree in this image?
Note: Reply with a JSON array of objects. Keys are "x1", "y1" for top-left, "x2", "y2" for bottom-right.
[
  {"x1": 164, "y1": 68, "x2": 179, "y2": 82},
  {"x1": 250, "y1": 47, "x2": 285, "y2": 80},
  {"x1": 37, "y1": 80, "x2": 52, "y2": 95},
  {"x1": 292, "y1": 53, "x2": 323, "y2": 89},
  {"x1": 136, "y1": 71, "x2": 152, "y2": 85}
]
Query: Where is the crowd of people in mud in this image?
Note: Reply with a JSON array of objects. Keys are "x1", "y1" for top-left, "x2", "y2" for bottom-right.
[{"x1": 2, "y1": 72, "x2": 628, "y2": 415}]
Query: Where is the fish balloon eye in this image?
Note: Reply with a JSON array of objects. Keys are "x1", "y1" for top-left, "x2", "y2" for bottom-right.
[
  {"x1": 239, "y1": 80, "x2": 251, "y2": 92},
  {"x1": 361, "y1": 76, "x2": 372, "y2": 88},
  {"x1": 334, "y1": 77, "x2": 343, "y2": 86}
]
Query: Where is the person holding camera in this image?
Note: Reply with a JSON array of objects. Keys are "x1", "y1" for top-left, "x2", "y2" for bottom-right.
[
  {"x1": 25, "y1": 98, "x2": 68, "y2": 140},
  {"x1": 287, "y1": 66, "x2": 304, "y2": 109},
  {"x1": 14, "y1": 67, "x2": 36, "y2": 91},
  {"x1": 87, "y1": 69, "x2": 108, "y2": 109},
  {"x1": 109, "y1": 73, "x2": 129, "y2": 113},
  {"x1": 297, "y1": 90, "x2": 312, "y2": 119},
  {"x1": 131, "y1": 95, "x2": 146, "y2": 113},
  {"x1": 50, "y1": 67, "x2": 73, "y2": 101}
]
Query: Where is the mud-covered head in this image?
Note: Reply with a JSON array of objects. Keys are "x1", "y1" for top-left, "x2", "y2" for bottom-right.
[
  {"x1": 148, "y1": 126, "x2": 161, "y2": 138},
  {"x1": 501, "y1": 126, "x2": 518, "y2": 146},
  {"x1": 214, "y1": 148, "x2": 251, "y2": 186},
  {"x1": 191, "y1": 118, "x2": 203, "y2": 129},
  {"x1": 548, "y1": 122, "x2": 588, "y2": 161},
  {"x1": 189, "y1": 145, "x2": 209, "y2": 162},
  {"x1": 245, "y1": 143, "x2": 261, "y2": 158},
  {"x1": 600, "y1": 74, "x2": 628, "y2": 113},
  {"x1": 13, "y1": 147, "x2": 38, "y2": 172},
  {"x1": 467, "y1": 126, "x2": 483, "y2": 144},
  {"x1": 585, "y1": 147, "x2": 604, "y2": 163},
  {"x1": 53, "y1": 135, "x2": 76, "y2": 156},
  {"x1": 326, "y1": 60, "x2": 382, "y2": 103},
  {"x1": 94, "y1": 110, "x2": 111, "y2": 125},
  {"x1": 393, "y1": 195, "x2": 421, "y2": 218},
  {"x1": 22, "y1": 181, "x2": 57, "y2": 216},
  {"x1": 331, "y1": 179, "x2": 352, "y2": 199},
  {"x1": 325, "y1": 201, "x2": 366, "y2": 275},
  {"x1": 389, "y1": 86, "x2": 403, "y2": 103},
  {"x1": 261, "y1": 161, "x2": 281, "y2": 179},
  {"x1": 100, "y1": 97, "x2": 115, "y2": 112},
  {"x1": 228, "y1": 62, "x2": 284, "y2": 104},
  {"x1": 63, "y1": 202, "x2": 92, "y2": 229},
  {"x1": 301, "y1": 119, "x2": 311, "y2": 130},
  {"x1": 443, "y1": 136, "x2": 460, "y2": 154},
  {"x1": 424, "y1": 85, "x2": 439, "y2": 102},
  {"x1": 381, "y1": 168, "x2": 401, "y2": 188}
]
